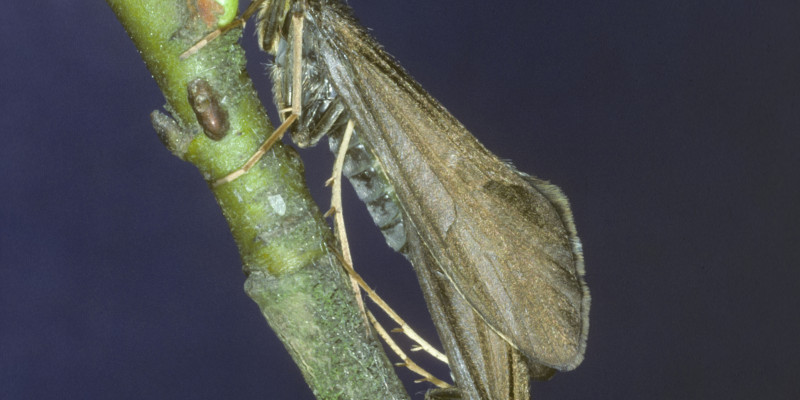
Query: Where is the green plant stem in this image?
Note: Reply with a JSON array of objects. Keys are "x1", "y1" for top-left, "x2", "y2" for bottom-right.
[{"x1": 105, "y1": 0, "x2": 409, "y2": 398}]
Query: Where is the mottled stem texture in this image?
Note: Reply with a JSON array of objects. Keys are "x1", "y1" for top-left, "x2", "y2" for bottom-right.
[{"x1": 105, "y1": 0, "x2": 408, "y2": 398}]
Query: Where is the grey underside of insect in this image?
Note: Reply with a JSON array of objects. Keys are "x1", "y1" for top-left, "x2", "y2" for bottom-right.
[{"x1": 255, "y1": 0, "x2": 590, "y2": 398}]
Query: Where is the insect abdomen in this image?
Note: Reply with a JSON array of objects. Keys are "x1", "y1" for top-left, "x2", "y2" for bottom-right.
[{"x1": 328, "y1": 129, "x2": 407, "y2": 252}]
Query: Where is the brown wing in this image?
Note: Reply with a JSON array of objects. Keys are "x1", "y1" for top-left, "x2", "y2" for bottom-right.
[
  {"x1": 407, "y1": 227, "x2": 532, "y2": 400},
  {"x1": 311, "y1": 0, "x2": 588, "y2": 370}
]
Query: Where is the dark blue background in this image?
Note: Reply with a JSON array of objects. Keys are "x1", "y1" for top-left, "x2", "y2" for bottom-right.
[{"x1": 2, "y1": 1, "x2": 798, "y2": 399}]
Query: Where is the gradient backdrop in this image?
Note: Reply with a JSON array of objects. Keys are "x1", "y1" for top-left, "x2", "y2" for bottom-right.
[{"x1": 2, "y1": 1, "x2": 798, "y2": 399}]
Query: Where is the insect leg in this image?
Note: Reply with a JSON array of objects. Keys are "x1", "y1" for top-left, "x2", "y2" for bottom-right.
[
  {"x1": 212, "y1": 11, "x2": 305, "y2": 187},
  {"x1": 325, "y1": 119, "x2": 450, "y2": 366},
  {"x1": 324, "y1": 119, "x2": 366, "y2": 313},
  {"x1": 366, "y1": 311, "x2": 451, "y2": 389}
]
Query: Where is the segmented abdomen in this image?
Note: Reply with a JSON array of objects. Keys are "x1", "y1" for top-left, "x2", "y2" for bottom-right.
[{"x1": 328, "y1": 129, "x2": 407, "y2": 252}]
